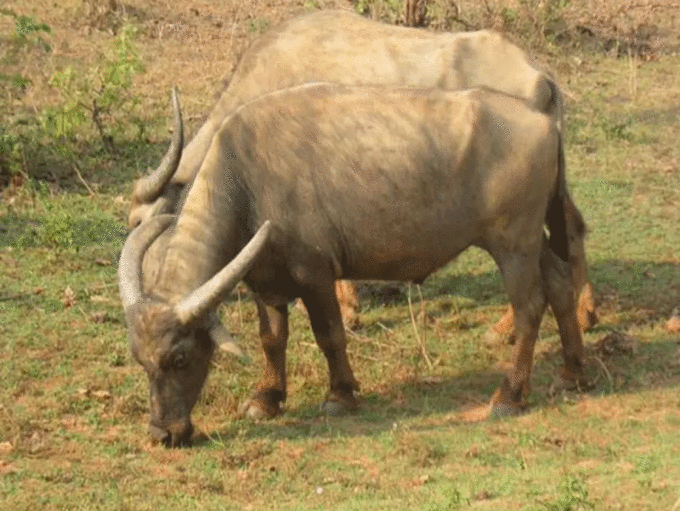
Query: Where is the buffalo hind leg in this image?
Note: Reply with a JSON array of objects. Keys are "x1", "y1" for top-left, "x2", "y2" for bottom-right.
[
  {"x1": 239, "y1": 297, "x2": 289, "y2": 419},
  {"x1": 493, "y1": 204, "x2": 596, "y2": 337},
  {"x1": 488, "y1": 252, "x2": 547, "y2": 418},
  {"x1": 493, "y1": 283, "x2": 595, "y2": 339},
  {"x1": 302, "y1": 283, "x2": 360, "y2": 415},
  {"x1": 540, "y1": 238, "x2": 588, "y2": 388},
  {"x1": 565, "y1": 193, "x2": 598, "y2": 331},
  {"x1": 335, "y1": 280, "x2": 360, "y2": 328}
]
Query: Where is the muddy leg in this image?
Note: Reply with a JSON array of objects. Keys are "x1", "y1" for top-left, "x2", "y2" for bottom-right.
[
  {"x1": 239, "y1": 297, "x2": 289, "y2": 419},
  {"x1": 573, "y1": 260, "x2": 597, "y2": 332},
  {"x1": 493, "y1": 306, "x2": 516, "y2": 337},
  {"x1": 493, "y1": 274, "x2": 595, "y2": 338},
  {"x1": 494, "y1": 198, "x2": 596, "y2": 336},
  {"x1": 336, "y1": 280, "x2": 360, "y2": 328},
  {"x1": 302, "y1": 282, "x2": 360, "y2": 415},
  {"x1": 541, "y1": 238, "x2": 587, "y2": 387},
  {"x1": 564, "y1": 196, "x2": 597, "y2": 331},
  {"x1": 489, "y1": 252, "x2": 547, "y2": 417}
]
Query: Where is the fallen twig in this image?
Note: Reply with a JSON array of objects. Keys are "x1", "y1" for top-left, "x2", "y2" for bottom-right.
[
  {"x1": 72, "y1": 162, "x2": 96, "y2": 196},
  {"x1": 345, "y1": 328, "x2": 392, "y2": 350},
  {"x1": 376, "y1": 321, "x2": 393, "y2": 333},
  {"x1": 592, "y1": 354, "x2": 613, "y2": 389}
]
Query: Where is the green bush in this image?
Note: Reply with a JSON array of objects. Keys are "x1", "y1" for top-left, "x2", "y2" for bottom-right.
[{"x1": 42, "y1": 24, "x2": 144, "y2": 152}]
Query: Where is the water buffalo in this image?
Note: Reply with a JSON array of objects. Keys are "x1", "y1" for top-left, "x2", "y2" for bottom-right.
[
  {"x1": 128, "y1": 9, "x2": 596, "y2": 332},
  {"x1": 119, "y1": 83, "x2": 588, "y2": 447}
]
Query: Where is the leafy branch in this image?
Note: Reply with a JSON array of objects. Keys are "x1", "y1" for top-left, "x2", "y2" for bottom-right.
[{"x1": 42, "y1": 24, "x2": 144, "y2": 152}]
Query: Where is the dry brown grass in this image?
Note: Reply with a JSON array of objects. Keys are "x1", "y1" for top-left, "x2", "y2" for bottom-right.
[{"x1": 6, "y1": 0, "x2": 678, "y2": 147}]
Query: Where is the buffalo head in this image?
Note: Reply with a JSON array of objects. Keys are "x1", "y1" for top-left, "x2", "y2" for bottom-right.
[{"x1": 118, "y1": 215, "x2": 271, "y2": 446}]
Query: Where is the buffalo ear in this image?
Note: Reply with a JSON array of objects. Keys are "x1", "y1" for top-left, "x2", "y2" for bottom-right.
[{"x1": 207, "y1": 313, "x2": 245, "y2": 358}]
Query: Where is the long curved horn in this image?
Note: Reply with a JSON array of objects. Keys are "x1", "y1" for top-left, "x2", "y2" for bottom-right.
[
  {"x1": 132, "y1": 88, "x2": 184, "y2": 203},
  {"x1": 174, "y1": 221, "x2": 272, "y2": 325},
  {"x1": 118, "y1": 215, "x2": 175, "y2": 310}
]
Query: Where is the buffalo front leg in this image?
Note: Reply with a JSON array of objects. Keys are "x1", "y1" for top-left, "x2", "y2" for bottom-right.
[
  {"x1": 302, "y1": 284, "x2": 360, "y2": 415},
  {"x1": 489, "y1": 252, "x2": 547, "y2": 418},
  {"x1": 239, "y1": 297, "x2": 289, "y2": 420},
  {"x1": 293, "y1": 280, "x2": 360, "y2": 328}
]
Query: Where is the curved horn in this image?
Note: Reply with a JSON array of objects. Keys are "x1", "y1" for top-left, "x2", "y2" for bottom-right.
[
  {"x1": 132, "y1": 88, "x2": 184, "y2": 203},
  {"x1": 175, "y1": 221, "x2": 272, "y2": 325},
  {"x1": 118, "y1": 214, "x2": 175, "y2": 310}
]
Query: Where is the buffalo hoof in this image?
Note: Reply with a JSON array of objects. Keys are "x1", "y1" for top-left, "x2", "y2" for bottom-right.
[
  {"x1": 238, "y1": 397, "x2": 282, "y2": 420},
  {"x1": 460, "y1": 400, "x2": 521, "y2": 422},
  {"x1": 552, "y1": 365, "x2": 595, "y2": 393},
  {"x1": 321, "y1": 399, "x2": 353, "y2": 416},
  {"x1": 485, "y1": 387, "x2": 526, "y2": 419},
  {"x1": 321, "y1": 390, "x2": 360, "y2": 416},
  {"x1": 488, "y1": 401, "x2": 522, "y2": 419}
]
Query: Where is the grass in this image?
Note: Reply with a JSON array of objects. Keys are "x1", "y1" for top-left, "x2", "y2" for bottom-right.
[{"x1": 2, "y1": 1, "x2": 680, "y2": 509}]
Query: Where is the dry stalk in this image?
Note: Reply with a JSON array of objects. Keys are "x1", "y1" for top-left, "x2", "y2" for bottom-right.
[
  {"x1": 403, "y1": 0, "x2": 427, "y2": 27},
  {"x1": 671, "y1": 496, "x2": 680, "y2": 511},
  {"x1": 627, "y1": 46, "x2": 637, "y2": 99},
  {"x1": 344, "y1": 327, "x2": 392, "y2": 350},
  {"x1": 376, "y1": 321, "x2": 393, "y2": 333},
  {"x1": 228, "y1": 21, "x2": 237, "y2": 59},
  {"x1": 592, "y1": 354, "x2": 613, "y2": 389},
  {"x1": 408, "y1": 282, "x2": 433, "y2": 370}
]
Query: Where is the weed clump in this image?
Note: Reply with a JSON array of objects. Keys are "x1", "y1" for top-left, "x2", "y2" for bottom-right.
[{"x1": 0, "y1": 9, "x2": 52, "y2": 187}]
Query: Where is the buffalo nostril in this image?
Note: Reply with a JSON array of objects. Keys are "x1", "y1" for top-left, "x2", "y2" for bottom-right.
[
  {"x1": 168, "y1": 421, "x2": 193, "y2": 448},
  {"x1": 150, "y1": 420, "x2": 193, "y2": 448}
]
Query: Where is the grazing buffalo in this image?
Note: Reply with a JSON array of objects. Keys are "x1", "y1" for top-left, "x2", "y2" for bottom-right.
[
  {"x1": 119, "y1": 83, "x2": 588, "y2": 447},
  {"x1": 128, "y1": 9, "x2": 596, "y2": 332}
]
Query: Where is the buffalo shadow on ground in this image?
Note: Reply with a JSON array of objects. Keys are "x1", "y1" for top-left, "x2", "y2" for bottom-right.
[
  {"x1": 197, "y1": 334, "x2": 680, "y2": 447},
  {"x1": 196, "y1": 258, "x2": 680, "y2": 446},
  {"x1": 294, "y1": 258, "x2": 680, "y2": 317}
]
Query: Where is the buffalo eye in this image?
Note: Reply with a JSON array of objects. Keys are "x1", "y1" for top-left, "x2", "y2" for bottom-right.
[{"x1": 173, "y1": 352, "x2": 189, "y2": 370}]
